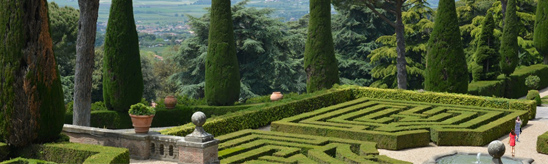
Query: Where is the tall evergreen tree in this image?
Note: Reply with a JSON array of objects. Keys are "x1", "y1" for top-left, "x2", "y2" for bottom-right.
[
  {"x1": 103, "y1": 0, "x2": 143, "y2": 111},
  {"x1": 205, "y1": 0, "x2": 240, "y2": 105},
  {"x1": 499, "y1": 0, "x2": 519, "y2": 75},
  {"x1": 472, "y1": 12, "x2": 500, "y2": 81},
  {"x1": 0, "y1": 0, "x2": 66, "y2": 146},
  {"x1": 425, "y1": 0, "x2": 469, "y2": 93},
  {"x1": 304, "y1": 0, "x2": 340, "y2": 93},
  {"x1": 534, "y1": 0, "x2": 548, "y2": 64}
]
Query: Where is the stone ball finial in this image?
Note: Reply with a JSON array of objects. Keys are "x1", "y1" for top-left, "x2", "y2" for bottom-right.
[
  {"x1": 191, "y1": 111, "x2": 207, "y2": 127},
  {"x1": 488, "y1": 140, "x2": 505, "y2": 158}
]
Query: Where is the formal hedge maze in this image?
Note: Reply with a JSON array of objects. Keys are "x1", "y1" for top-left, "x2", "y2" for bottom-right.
[
  {"x1": 271, "y1": 98, "x2": 528, "y2": 150},
  {"x1": 217, "y1": 129, "x2": 410, "y2": 164}
]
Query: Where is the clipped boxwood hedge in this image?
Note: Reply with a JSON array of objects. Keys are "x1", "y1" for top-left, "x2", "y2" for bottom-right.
[
  {"x1": 64, "y1": 104, "x2": 258, "y2": 129},
  {"x1": 161, "y1": 85, "x2": 536, "y2": 138},
  {"x1": 468, "y1": 80, "x2": 506, "y2": 97},
  {"x1": 15, "y1": 143, "x2": 129, "y2": 164},
  {"x1": 0, "y1": 142, "x2": 8, "y2": 161},
  {"x1": 1, "y1": 157, "x2": 55, "y2": 164},
  {"x1": 538, "y1": 131, "x2": 548, "y2": 154},
  {"x1": 160, "y1": 88, "x2": 355, "y2": 137},
  {"x1": 349, "y1": 86, "x2": 536, "y2": 124},
  {"x1": 502, "y1": 64, "x2": 548, "y2": 98}
]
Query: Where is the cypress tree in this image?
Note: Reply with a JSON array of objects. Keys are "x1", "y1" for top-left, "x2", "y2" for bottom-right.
[
  {"x1": 425, "y1": 0, "x2": 468, "y2": 93},
  {"x1": 304, "y1": 0, "x2": 340, "y2": 93},
  {"x1": 472, "y1": 12, "x2": 499, "y2": 81},
  {"x1": 534, "y1": 0, "x2": 548, "y2": 64},
  {"x1": 103, "y1": 0, "x2": 143, "y2": 111},
  {"x1": 0, "y1": 0, "x2": 66, "y2": 147},
  {"x1": 499, "y1": 0, "x2": 519, "y2": 75},
  {"x1": 205, "y1": 0, "x2": 240, "y2": 106}
]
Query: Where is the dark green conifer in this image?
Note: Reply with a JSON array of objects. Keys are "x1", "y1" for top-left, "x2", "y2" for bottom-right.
[
  {"x1": 425, "y1": 0, "x2": 468, "y2": 93},
  {"x1": 499, "y1": 0, "x2": 519, "y2": 75},
  {"x1": 304, "y1": 0, "x2": 340, "y2": 93},
  {"x1": 205, "y1": 0, "x2": 240, "y2": 106},
  {"x1": 472, "y1": 12, "x2": 499, "y2": 81},
  {"x1": 103, "y1": 0, "x2": 143, "y2": 111},
  {"x1": 534, "y1": 0, "x2": 548, "y2": 64},
  {"x1": 0, "y1": 0, "x2": 66, "y2": 147}
]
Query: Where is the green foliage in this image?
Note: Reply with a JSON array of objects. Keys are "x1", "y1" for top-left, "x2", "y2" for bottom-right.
[
  {"x1": 526, "y1": 90, "x2": 541, "y2": 106},
  {"x1": 128, "y1": 103, "x2": 156, "y2": 116},
  {"x1": 1, "y1": 157, "x2": 55, "y2": 164},
  {"x1": 499, "y1": 0, "x2": 520, "y2": 75},
  {"x1": 534, "y1": 0, "x2": 548, "y2": 61},
  {"x1": 525, "y1": 75, "x2": 541, "y2": 89},
  {"x1": 65, "y1": 103, "x2": 258, "y2": 129},
  {"x1": 141, "y1": 55, "x2": 160, "y2": 101},
  {"x1": 503, "y1": 64, "x2": 548, "y2": 98},
  {"x1": 472, "y1": 12, "x2": 500, "y2": 81},
  {"x1": 160, "y1": 88, "x2": 355, "y2": 137},
  {"x1": 174, "y1": 1, "x2": 306, "y2": 99},
  {"x1": 204, "y1": 0, "x2": 240, "y2": 106},
  {"x1": 0, "y1": 0, "x2": 67, "y2": 147},
  {"x1": 368, "y1": 0, "x2": 434, "y2": 89},
  {"x1": 65, "y1": 101, "x2": 107, "y2": 114},
  {"x1": 467, "y1": 80, "x2": 506, "y2": 97},
  {"x1": 538, "y1": 131, "x2": 548, "y2": 154},
  {"x1": 91, "y1": 47, "x2": 104, "y2": 102},
  {"x1": 16, "y1": 143, "x2": 129, "y2": 164},
  {"x1": 217, "y1": 129, "x2": 411, "y2": 164},
  {"x1": 304, "y1": 0, "x2": 340, "y2": 93},
  {"x1": 103, "y1": 0, "x2": 144, "y2": 112},
  {"x1": 272, "y1": 98, "x2": 528, "y2": 150},
  {"x1": 425, "y1": 0, "x2": 469, "y2": 93}
]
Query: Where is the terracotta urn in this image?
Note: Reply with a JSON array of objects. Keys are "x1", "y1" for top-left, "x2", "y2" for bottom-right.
[
  {"x1": 164, "y1": 95, "x2": 177, "y2": 109},
  {"x1": 270, "y1": 92, "x2": 283, "y2": 101},
  {"x1": 129, "y1": 114, "x2": 155, "y2": 133}
]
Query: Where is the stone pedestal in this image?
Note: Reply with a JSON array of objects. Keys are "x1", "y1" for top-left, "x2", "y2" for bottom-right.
[{"x1": 178, "y1": 139, "x2": 219, "y2": 164}]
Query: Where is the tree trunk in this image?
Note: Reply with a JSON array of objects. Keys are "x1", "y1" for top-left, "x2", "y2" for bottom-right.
[
  {"x1": 73, "y1": 0, "x2": 99, "y2": 126},
  {"x1": 395, "y1": 2, "x2": 408, "y2": 90},
  {"x1": 501, "y1": 0, "x2": 507, "y2": 25},
  {"x1": 544, "y1": 55, "x2": 548, "y2": 65}
]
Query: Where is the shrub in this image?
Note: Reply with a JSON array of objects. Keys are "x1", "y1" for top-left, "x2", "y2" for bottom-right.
[
  {"x1": 304, "y1": 0, "x2": 340, "y2": 93},
  {"x1": 538, "y1": 131, "x2": 548, "y2": 154},
  {"x1": 205, "y1": 0, "x2": 240, "y2": 106},
  {"x1": 103, "y1": 0, "x2": 144, "y2": 112},
  {"x1": 525, "y1": 75, "x2": 541, "y2": 90},
  {"x1": 128, "y1": 103, "x2": 156, "y2": 116},
  {"x1": 534, "y1": 0, "x2": 548, "y2": 64},
  {"x1": 502, "y1": 64, "x2": 548, "y2": 98},
  {"x1": 526, "y1": 90, "x2": 541, "y2": 106},
  {"x1": 1, "y1": 157, "x2": 55, "y2": 164},
  {"x1": 425, "y1": 0, "x2": 468, "y2": 93},
  {"x1": 16, "y1": 143, "x2": 129, "y2": 164},
  {"x1": 472, "y1": 12, "x2": 499, "y2": 81},
  {"x1": 468, "y1": 80, "x2": 506, "y2": 97},
  {"x1": 0, "y1": 0, "x2": 67, "y2": 147}
]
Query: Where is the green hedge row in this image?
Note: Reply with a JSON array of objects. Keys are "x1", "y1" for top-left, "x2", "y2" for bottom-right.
[
  {"x1": 468, "y1": 80, "x2": 506, "y2": 97},
  {"x1": 503, "y1": 64, "x2": 548, "y2": 98},
  {"x1": 538, "y1": 131, "x2": 548, "y2": 155},
  {"x1": 469, "y1": 64, "x2": 548, "y2": 98},
  {"x1": 348, "y1": 86, "x2": 536, "y2": 124},
  {"x1": 64, "y1": 104, "x2": 258, "y2": 129},
  {"x1": 216, "y1": 129, "x2": 410, "y2": 164},
  {"x1": 1, "y1": 157, "x2": 55, "y2": 164},
  {"x1": 271, "y1": 98, "x2": 527, "y2": 150},
  {"x1": 160, "y1": 88, "x2": 355, "y2": 137},
  {"x1": 0, "y1": 142, "x2": 8, "y2": 161},
  {"x1": 15, "y1": 143, "x2": 129, "y2": 164}
]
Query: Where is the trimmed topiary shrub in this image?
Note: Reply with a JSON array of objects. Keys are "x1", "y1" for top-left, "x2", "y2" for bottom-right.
[
  {"x1": 304, "y1": 0, "x2": 340, "y2": 93},
  {"x1": 0, "y1": 0, "x2": 67, "y2": 147},
  {"x1": 425, "y1": 0, "x2": 468, "y2": 93},
  {"x1": 534, "y1": 0, "x2": 548, "y2": 64},
  {"x1": 526, "y1": 90, "x2": 541, "y2": 106},
  {"x1": 128, "y1": 103, "x2": 156, "y2": 116},
  {"x1": 468, "y1": 80, "x2": 506, "y2": 97},
  {"x1": 472, "y1": 12, "x2": 499, "y2": 81},
  {"x1": 16, "y1": 143, "x2": 129, "y2": 164},
  {"x1": 538, "y1": 131, "x2": 548, "y2": 154},
  {"x1": 205, "y1": 0, "x2": 240, "y2": 106},
  {"x1": 502, "y1": 64, "x2": 548, "y2": 98},
  {"x1": 525, "y1": 75, "x2": 541, "y2": 90},
  {"x1": 103, "y1": 0, "x2": 144, "y2": 112},
  {"x1": 1, "y1": 157, "x2": 55, "y2": 164},
  {"x1": 499, "y1": 0, "x2": 519, "y2": 75}
]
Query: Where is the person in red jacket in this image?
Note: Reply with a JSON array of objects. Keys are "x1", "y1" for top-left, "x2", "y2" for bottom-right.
[{"x1": 509, "y1": 129, "x2": 516, "y2": 157}]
